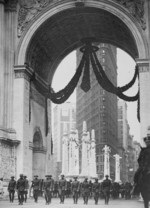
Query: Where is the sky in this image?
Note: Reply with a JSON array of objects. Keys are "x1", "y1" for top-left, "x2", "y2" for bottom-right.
[{"x1": 51, "y1": 48, "x2": 140, "y2": 142}]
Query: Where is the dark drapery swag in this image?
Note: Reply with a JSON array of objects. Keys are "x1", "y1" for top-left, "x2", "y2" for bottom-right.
[{"x1": 29, "y1": 38, "x2": 140, "y2": 131}]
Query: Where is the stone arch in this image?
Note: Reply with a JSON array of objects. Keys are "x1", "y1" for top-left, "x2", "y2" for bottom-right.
[
  {"x1": 32, "y1": 127, "x2": 46, "y2": 178},
  {"x1": 16, "y1": 0, "x2": 148, "y2": 69}
]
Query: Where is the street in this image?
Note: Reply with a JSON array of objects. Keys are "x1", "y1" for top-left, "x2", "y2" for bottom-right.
[{"x1": 0, "y1": 197, "x2": 145, "y2": 208}]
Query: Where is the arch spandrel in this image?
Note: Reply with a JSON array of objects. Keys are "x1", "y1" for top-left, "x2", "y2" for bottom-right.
[{"x1": 16, "y1": 0, "x2": 149, "y2": 84}]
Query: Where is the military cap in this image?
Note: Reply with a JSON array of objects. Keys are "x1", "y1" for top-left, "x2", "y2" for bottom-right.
[
  {"x1": 74, "y1": 176, "x2": 78, "y2": 179},
  {"x1": 34, "y1": 175, "x2": 38, "y2": 177},
  {"x1": 20, "y1": 174, "x2": 23, "y2": 177},
  {"x1": 105, "y1": 175, "x2": 109, "y2": 178},
  {"x1": 11, "y1": 176, "x2": 15, "y2": 178}
]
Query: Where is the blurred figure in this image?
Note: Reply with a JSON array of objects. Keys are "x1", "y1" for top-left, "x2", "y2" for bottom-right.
[
  {"x1": 31, "y1": 175, "x2": 40, "y2": 203},
  {"x1": 58, "y1": 174, "x2": 67, "y2": 204},
  {"x1": 81, "y1": 178, "x2": 90, "y2": 204},
  {"x1": 92, "y1": 178, "x2": 100, "y2": 205},
  {"x1": 24, "y1": 175, "x2": 29, "y2": 203},
  {"x1": 71, "y1": 176, "x2": 80, "y2": 204},
  {"x1": 16, "y1": 174, "x2": 26, "y2": 205},
  {"x1": 8, "y1": 176, "x2": 16, "y2": 203},
  {"x1": 43, "y1": 175, "x2": 54, "y2": 205},
  {"x1": 101, "y1": 175, "x2": 111, "y2": 205}
]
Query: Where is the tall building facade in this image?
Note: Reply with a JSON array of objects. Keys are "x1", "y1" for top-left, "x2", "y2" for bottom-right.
[
  {"x1": 52, "y1": 102, "x2": 76, "y2": 180},
  {"x1": 76, "y1": 44, "x2": 118, "y2": 180}
]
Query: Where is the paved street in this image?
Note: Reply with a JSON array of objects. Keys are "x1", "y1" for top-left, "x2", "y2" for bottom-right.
[{"x1": 0, "y1": 197, "x2": 145, "y2": 208}]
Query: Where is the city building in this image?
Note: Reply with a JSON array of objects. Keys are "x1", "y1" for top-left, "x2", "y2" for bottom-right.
[
  {"x1": 76, "y1": 44, "x2": 118, "y2": 180},
  {"x1": 52, "y1": 102, "x2": 76, "y2": 180}
]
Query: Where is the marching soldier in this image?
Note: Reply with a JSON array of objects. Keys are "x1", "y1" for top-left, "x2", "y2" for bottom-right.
[
  {"x1": 24, "y1": 175, "x2": 29, "y2": 203},
  {"x1": 16, "y1": 174, "x2": 26, "y2": 205},
  {"x1": 71, "y1": 176, "x2": 80, "y2": 204},
  {"x1": 81, "y1": 178, "x2": 90, "y2": 204},
  {"x1": 92, "y1": 178, "x2": 100, "y2": 205},
  {"x1": 43, "y1": 175, "x2": 54, "y2": 205},
  {"x1": 8, "y1": 176, "x2": 16, "y2": 203},
  {"x1": 101, "y1": 175, "x2": 111, "y2": 205},
  {"x1": 31, "y1": 175, "x2": 40, "y2": 203},
  {"x1": 58, "y1": 174, "x2": 67, "y2": 204}
]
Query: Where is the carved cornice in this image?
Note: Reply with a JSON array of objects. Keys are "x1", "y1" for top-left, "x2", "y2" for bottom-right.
[
  {"x1": 17, "y1": 0, "x2": 146, "y2": 37},
  {"x1": 136, "y1": 59, "x2": 150, "y2": 72}
]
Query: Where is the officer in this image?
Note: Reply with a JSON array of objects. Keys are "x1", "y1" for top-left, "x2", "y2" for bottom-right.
[
  {"x1": 16, "y1": 174, "x2": 26, "y2": 205},
  {"x1": 43, "y1": 175, "x2": 54, "y2": 205},
  {"x1": 92, "y1": 178, "x2": 100, "y2": 205},
  {"x1": 31, "y1": 175, "x2": 40, "y2": 203},
  {"x1": 8, "y1": 176, "x2": 16, "y2": 203},
  {"x1": 71, "y1": 176, "x2": 80, "y2": 204},
  {"x1": 58, "y1": 174, "x2": 67, "y2": 204},
  {"x1": 101, "y1": 175, "x2": 111, "y2": 205},
  {"x1": 133, "y1": 126, "x2": 150, "y2": 195},
  {"x1": 81, "y1": 177, "x2": 90, "y2": 204},
  {"x1": 24, "y1": 175, "x2": 29, "y2": 203}
]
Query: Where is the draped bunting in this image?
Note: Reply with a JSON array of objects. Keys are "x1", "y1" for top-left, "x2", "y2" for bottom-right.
[{"x1": 29, "y1": 39, "x2": 140, "y2": 122}]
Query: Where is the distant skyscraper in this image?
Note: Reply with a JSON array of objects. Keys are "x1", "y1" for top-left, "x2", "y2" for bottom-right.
[
  {"x1": 52, "y1": 102, "x2": 76, "y2": 179},
  {"x1": 76, "y1": 44, "x2": 118, "y2": 180}
]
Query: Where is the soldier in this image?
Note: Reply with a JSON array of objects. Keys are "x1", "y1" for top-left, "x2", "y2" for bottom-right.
[
  {"x1": 101, "y1": 175, "x2": 111, "y2": 205},
  {"x1": 81, "y1": 178, "x2": 90, "y2": 204},
  {"x1": 43, "y1": 175, "x2": 54, "y2": 205},
  {"x1": 24, "y1": 175, "x2": 29, "y2": 203},
  {"x1": 31, "y1": 175, "x2": 40, "y2": 203},
  {"x1": 58, "y1": 174, "x2": 67, "y2": 204},
  {"x1": 16, "y1": 174, "x2": 26, "y2": 205},
  {"x1": 133, "y1": 128, "x2": 150, "y2": 195},
  {"x1": 92, "y1": 178, "x2": 100, "y2": 205},
  {"x1": 8, "y1": 176, "x2": 16, "y2": 203},
  {"x1": 71, "y1": 176, "x2": 80, "y2": 204}
]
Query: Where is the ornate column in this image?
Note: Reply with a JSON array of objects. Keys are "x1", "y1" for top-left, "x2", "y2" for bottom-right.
[
  {"x1": 80, "y1": 121, "x2": 89, "y2": 179},
  {"x1": 61, "y1": 124, "x2": 69, "y2": 176},
  {"x1": 89, "y1": 129, "x2": 97, "y2": 179},
  {"x1": 4, "y1": 0, "x2": 18, "y2": 129},
  {"x1": 137, "y1": 59, "x2": 150, "y2": 146},
  {"x1": 74, "y1": 129, "x2": 79, "y2": 176},
  {"x1": 113, "y1": 154, "x2": 122, "y2": 183},
  {"x1": 103, "y1": 145, "x2": 111, "y2": 179},
  {"x1": 68, "y1": 128, "x2": 76, "y2": 177},
  {"x1": 0, "y1": 1, "x2": 5, "y2": 127}
]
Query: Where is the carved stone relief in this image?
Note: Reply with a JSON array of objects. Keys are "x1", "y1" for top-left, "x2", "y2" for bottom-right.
[
  {"x1": 114, "y1": 0, "x2": 146, "y2": 30},
  {"x1": 17, "y1": 0, "x2": 146, "y2": 37}
]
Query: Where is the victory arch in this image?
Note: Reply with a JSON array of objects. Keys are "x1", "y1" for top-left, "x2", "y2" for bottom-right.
[{"x1": 0, "y1": 0, "x2": 150, "y2": 180}]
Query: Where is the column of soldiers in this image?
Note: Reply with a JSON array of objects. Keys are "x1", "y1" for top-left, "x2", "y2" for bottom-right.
[{"x1": 7, "y1": 173, "x2": 133, "y2": 205}]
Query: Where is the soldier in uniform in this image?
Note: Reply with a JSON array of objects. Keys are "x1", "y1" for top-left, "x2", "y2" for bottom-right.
[
  {"x1": 58, "y1": 174, "x2": 67, "y2": 204},
  {"x1": 31, "y1": 175, "x2": 40, "y2": 203},
  {"x1": 81, "y1": 178, "x2": 90, "y2": 204},
  {"x1": 133, "y1": 128, "x2": 150, "y2": 195},
  {"x1": 24, "y1": 175, "x2": 29, "y2": 203},
  {"x1": 8, "y1": 176, "x2": 16, "y2": 203},
  {"x1": 16, "y1": 174, "x2": 26, "y2": 205},
  {"x1": 71, "y1": 176, "x2": 80, "y2": 204},
  {"x1": 101, "y1": 175, "x2": 111, "y2": 205},
  {"x1": 43, "y1": 175, "x2": 54, "y2": 205},
  {"x1": 92, "y1": 178, "x2": 100, "y2": 205}
]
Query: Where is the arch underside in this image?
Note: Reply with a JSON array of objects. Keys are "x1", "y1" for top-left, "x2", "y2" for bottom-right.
[{"x1": 26, "y1": 7, "x2": 139, "y2": 84}]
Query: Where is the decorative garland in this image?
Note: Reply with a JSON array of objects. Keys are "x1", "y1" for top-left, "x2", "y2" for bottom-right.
[{"x1": 29, "y1": 39, "x2": 140, "y2": 122}]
